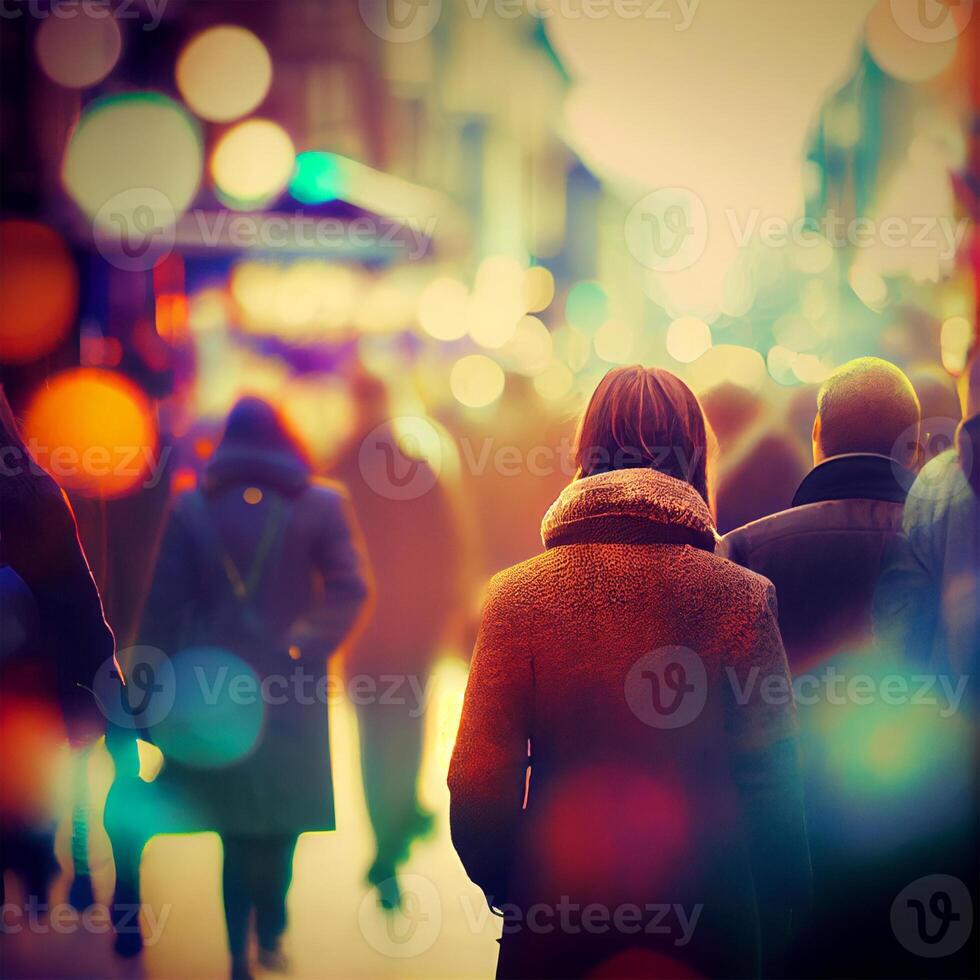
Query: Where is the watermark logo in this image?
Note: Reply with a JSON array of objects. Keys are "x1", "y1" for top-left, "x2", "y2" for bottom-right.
[
  {"x1": 891, "y1": 874, "x2": 973, "y2": 958},
  {"x1": 357, "y1": 874, "x2": 443, "y2": 957},
  {"x1": 894, "y1": 415, "x2": 972, "y2": 503},
  {"x1": 93, "y1": 189, "x2": 176, "y2": 272},
  {"x1": 358, "y1": 417, "x2": 441, "y2": 501},
  {"x1": 624, "y1": 188, "x2": 708, "y2": 273},
  {"x1": 93, "y1": 646, "x2": 175, "y2": 729},
  {"x1": 358, "y1": 0, "x2": 442, "y2": 42},
  {"x1": 890, "y1": 0, "x2": 972, "y2": 43},
  {"x1": 625, "y1": 646, "x2": 707, "y2": 729}
]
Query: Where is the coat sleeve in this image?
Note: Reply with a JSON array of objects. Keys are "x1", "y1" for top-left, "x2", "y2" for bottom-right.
[
  {"x1": 290, "y1": 486, "x2": 372, "y2": 659},
  {"x1": 36, "y1": 490, "x2": 116, "y2": 746},
  {"x1": 872, "y1": 498, "x2": 942, "y2": 666},
  {"x1": 448, "y1": 581, "x2": 533, "y2": 906},
  {"x1": 724, "y1": 582, "x2": 811, "y2": 908}
]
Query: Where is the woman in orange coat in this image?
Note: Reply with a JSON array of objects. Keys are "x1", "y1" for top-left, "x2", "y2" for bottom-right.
[{"x1": 449, "y1": 366, "x2": 811, "y2": 979}]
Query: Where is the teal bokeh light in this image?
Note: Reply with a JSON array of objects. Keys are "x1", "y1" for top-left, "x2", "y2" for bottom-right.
[
  {"x1": 566, "y1": 280, "x2": 609, "y2": 331},
  {"x1": 289, "y1": 151, "x2": 346, "y2": 205}
]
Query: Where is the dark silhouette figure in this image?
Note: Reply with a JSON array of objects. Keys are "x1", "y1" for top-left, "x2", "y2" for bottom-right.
[
  {"x1": 0, "y1": 388, "x2": 114, "y2": 907},
  {"x1": 720, "y1": 357, "x2": 924, "y2": 977},
  {"x1": 449, "y1": 366, "x2": 810, "y2": 980},
  {"x1": 329, "y1": 373, "x2": 466, "y2": 909},
  {"x1": 701, "y1": 381, "x2": 810, "y2": 534},
  {"x1": 106, "y1": 397, "x2": 371, "y2": 979}
]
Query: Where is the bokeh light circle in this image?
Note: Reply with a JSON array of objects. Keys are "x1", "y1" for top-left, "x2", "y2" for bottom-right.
[
  {"x1": 524, "y1": 266, "x2": 556, "y2": 313},
  {"x1": 177, "y1": 25, "x2": 272, "y2": 123},
  {"x1": 152, "y1": 648, "x2": 264, "y2": 768},
  {"x1": 450, "y1": 355, "x2": 505, "y2": 408},
  {"x1": 35, "y1": 8, "x2": 121, "y2": 88},
  {"x1": 418, "y1": 277, "x2": 469, "y2": 340},
  {"x1": 62, "y1": 93, "x2": 203, "y2": 229},
  {"x1": 23, "y1": 369, "x2": 158, "y2": 498},
  {"x1": 0, "y1": 221, "x2": 78, "y2": 364},
  {"x1": 211, "y1": 119, "x2": 295, "y2": 209},
  {"x1": 866, "y1": 0, "x2": 959, "y2": 82},
  {"x1": 666, "y1": 315, "x2": 712, "y2": 363}
]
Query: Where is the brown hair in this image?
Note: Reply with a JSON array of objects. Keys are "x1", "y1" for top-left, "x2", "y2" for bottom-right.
[{"x1": 573, "y1": 366, "x2": 710, "y2": 503}]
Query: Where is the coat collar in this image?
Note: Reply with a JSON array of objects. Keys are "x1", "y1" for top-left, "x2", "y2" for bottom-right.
[
  {"x1": 791, "y1": 453, "x2": 914, "y2": 508},
  {"x1": 541, "y1": 468, "x2": 717, "y2": 551}
]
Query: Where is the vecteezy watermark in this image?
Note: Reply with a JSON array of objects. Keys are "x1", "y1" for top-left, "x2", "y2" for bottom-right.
[
  {"x1": 893, "y1": 416, "x2": 974, "y2": 504},
  {"x1": 94, "y1": 194, "x2": 437, "y2": 272},
  {"x1": 0, "y1": 900, "x2": 170, "y2": 945},
  {"x1": 0, "y1": 443, "x2": 171, "y2": 492},
  {"x1": 624, "y1": 192, "x2": 970, "y2": 273},
  {"x1": 358, "y1": 424, "x2": 707, "y2": 501},
  {"x1": 358, "y1": 418, "x2": 442, "y2": 502},
  {"x1": 461, "y1": 896, "x2": 702, "y2": 943},
  {"x1": 0, "y1": 0, "x2": 168, "y2": 29},
  {"x1": 625, "y1": 647, "x2": 708, "y2": 729},
  {"x1": 358, "y1": 0, "x2": 699, "y2": 41},
  {"x1": 889, "y1": 0, "x2": 973, "y2": 44},
  {"x1": 358, "y1": 875, "x2": 443, "y2": 958},
  {"x1": 891, "y1": 875, "x2": 973, "y2": 958},
  {"x1": 94, "y1": 648, "x2": 436, "y2": 730},
  {"x1": 625, "y1": 648, "x2": 970, "y2": 729}
]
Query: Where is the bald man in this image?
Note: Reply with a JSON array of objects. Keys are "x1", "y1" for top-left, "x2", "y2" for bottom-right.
[
  {"x1": 720, "y1": 361, "x2": 923, "y2": 977},
  {"x1": 721, "y1": 356, "x2": 921, "y2": 667}
]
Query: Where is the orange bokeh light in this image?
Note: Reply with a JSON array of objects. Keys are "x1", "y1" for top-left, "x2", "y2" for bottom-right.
[
  {"x1": 23, "y1": 368, "x2": 158, "y2": 498},
  {"x1": 0, "y1": 220, "x2": 79, "y2": 364}
]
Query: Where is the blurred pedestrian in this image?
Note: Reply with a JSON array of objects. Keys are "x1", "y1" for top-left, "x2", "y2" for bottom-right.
[
  {"x1": 329, "y1": 373, "x2": 467, "y2": 910},
  {"x1": 106, "y1": 397, "x2": 371, "y2": 980},
  {"x1": 449, "y1": 366, "x2": 810, "y2": 980},
  {"x1": 0, "y1": 388, "x2": 114, "y2": 908},
  {"x1": 720, "y1": 357, "x2": 923, "y2": 977}
]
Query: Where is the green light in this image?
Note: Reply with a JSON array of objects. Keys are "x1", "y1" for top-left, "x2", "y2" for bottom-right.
[
  {"x1": 289, "y1": 151, "x2": 346, "y2": 205},
  {"x1": 566, "y1": 281, "x2": 608, "y2": 331}
]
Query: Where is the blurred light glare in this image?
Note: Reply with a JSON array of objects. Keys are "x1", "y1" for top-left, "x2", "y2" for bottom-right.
[
  {"x1": 62, "y1": 92, "x2": 202, "y2": 228},
  {"x1": 594, "y1": 319, "x2": 635, "y2": 364},
  {"x1": 941, "y1": 316, "x2": 973, "y2": 374},
  {"x1": 35, "y1": 8, "x2": 121, "y2": 88},
  {"x1": 767, "y1": 344, "x2": 800, "y2": 386},
  {"x1": 865, "y1": 0, "x2": 959, "y2": 82},
  {"x1": 666, "y1": 316, "x2": 712, "y2": 363},
  {"x1": 290, "y1": 151, "x2": 347, "y2": 205},
  {"x1": 23, "y1": 369, "x2": 157, "y2": 498},
  {"x1": 0, "y1": 221, "x2": 78, "y2": 364},
  {"x1": 523, "y1": 266, "x2": 556, "y2": 313},
  {"x1": 566, "y1": 280, "x2": 608, "y2": 331},
  {"x1": 502, "y1": 315, "x2": 553, "y2": 376},
  {"x1": 211, "y1": 119, "x2": 295, "y2": 210},
  {"x1": 467, "y1": 294, "x2": 520, "y2": 349},
  {"x1": 418, "y1": 277, "x2": 469, "y2": 341},
  {"x1": 176, "y1": 25, "x2": 272, "y2": 123},
  {"x1": 450, "y1": 355, "x2": 505, "y2": 408},
  {"x1": 533, "y1": 361, "x2": 574, "y2": 401}
]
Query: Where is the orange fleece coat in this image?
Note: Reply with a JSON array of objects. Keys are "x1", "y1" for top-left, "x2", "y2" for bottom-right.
[{"x1": 449, "y1": 468, "x2": 810, "y2": 980}]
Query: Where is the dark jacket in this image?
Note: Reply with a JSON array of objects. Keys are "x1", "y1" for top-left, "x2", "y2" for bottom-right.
[
  {"x1": 449, "y1": 468, "x2": 809, "y2": 980},
  {"x1": 329, "y1": 419, "x2": 464, "y2": 676},
  {"x1": 135, "y1": 442, "x2": 371, "y2": 836},
  {"x1": 874, "y1": 417, "x2": 980, "y2": 686},
  {"x1": 719, "y1": 453, "x2": 914, "y2": 670},
  {"x1": 0, "y1": 478, "x2": 114, "y2": 747}
]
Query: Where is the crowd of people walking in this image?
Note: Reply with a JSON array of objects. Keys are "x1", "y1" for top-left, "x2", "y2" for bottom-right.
[{"x1": 1, "y1": 342, "x2": 977, "y2": 979}]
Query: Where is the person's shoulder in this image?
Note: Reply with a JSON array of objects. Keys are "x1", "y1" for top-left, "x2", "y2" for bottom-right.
[
  {"x1": 705, "y1": 546, "x2": 775, "y2": 602},
  {"x1": 905, "y1": 449, "x2": 971, "y2": 528},
  {"x1": 718, "y1": 505, "x2": 814, "y2": 564}
]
